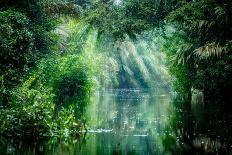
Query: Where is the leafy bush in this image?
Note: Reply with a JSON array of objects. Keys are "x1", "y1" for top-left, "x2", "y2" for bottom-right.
[
  {"x1": 35, "y1": 55, "x2": 94, "y2": 106},
  {"x1": 0, "y1": 10, "x2": 33, "y2": 105},
  {"x1": 0, "y1": 81, "x2": 82, "y2": 138},
  {"x1": 0, "y1": 45, "x2": 94, "y2": 139},
  {"x1": 0, "y1": 86, "x2": 54, "y2": 138},
  {"x1": 55, "y1": 70, "x2": 91, "y2": 107}
]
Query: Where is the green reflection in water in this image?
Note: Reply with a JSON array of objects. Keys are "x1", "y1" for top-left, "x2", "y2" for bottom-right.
[
  {"x1": 0, "y1": 89, "x2": 174, "y2": 155},
  {"x1": 82, "y1": 89, "x2": 172, "y2": 155},
  {"x1": 1, "y1": 90, "x2": 232, "y2": 155}
]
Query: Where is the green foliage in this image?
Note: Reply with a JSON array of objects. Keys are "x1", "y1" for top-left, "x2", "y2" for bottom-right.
[
  {"x1": 0, "y1": 86, "x2": 54, "y2": 137},
  {"x1": 165, "y1": 0, "x2": 232, "y2": 103},
  {"x1": 0, "y1": 0, "x2": 56, "y2": 105},
  {"x1": 0, "y1": 0, "x2": 56, "y2": 53},
  {"x1": 0, "y1": 14, "x2": 94, "y2": 139},
  {"x1": 83, "y1": 0, "x2": 178, "y2": 39},
  {"x1": 0, "y1": 53, "x2": 93, "y2": 138},
  {"x1": 161, "y1": 30, "x2": 192, "y2": 96},
  {"x1": 0, "y1": 85, "x2": 80, "y2": 138},
  {"x1": 167, "y1": 0, "x2": 232, "y2": 45},
  {"x1": 44, "y1": 0, "x2": 81, "y2": 16},
  {"x1": 194, "y1": 43, "x2": 228, "y2": 60},
  {"x1": 55, "y1": 70, "x2": 91, "y2": 106},
  {"x1": 0, "y1": 10, "x2": 34, "y2": 104},
  {"x1": 37, "y1": 55, "x2": 93, "y2": 108}
]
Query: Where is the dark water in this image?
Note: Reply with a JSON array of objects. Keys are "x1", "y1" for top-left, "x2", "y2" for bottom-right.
[{"x1": 1, "y1": 89, "x2": 232, "y2": 155}]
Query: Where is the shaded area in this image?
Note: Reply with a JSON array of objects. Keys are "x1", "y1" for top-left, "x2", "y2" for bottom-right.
[{"x1": 163, "y1": 96, "x2": 232, "y2": 154}]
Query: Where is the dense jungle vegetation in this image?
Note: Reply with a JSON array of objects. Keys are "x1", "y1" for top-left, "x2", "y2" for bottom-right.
[{"x1": 0, "y1": 0, "x2": 232, "y2": 150}]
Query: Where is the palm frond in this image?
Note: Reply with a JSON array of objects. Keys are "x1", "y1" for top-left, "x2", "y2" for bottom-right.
[
  {"x1": 189, "y1": 19, "x2": 215, "y2": 32},
  {"x1": 175, "y1": 43, "x2": 194, "y2": 65},
  {"x1": 194, "y1": 43, "x2": 227, "y2": 59}
]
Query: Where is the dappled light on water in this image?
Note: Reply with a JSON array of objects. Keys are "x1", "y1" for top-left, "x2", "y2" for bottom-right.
[{"x1": 77, "y1": 89, "x2": 173, "y2": 154}]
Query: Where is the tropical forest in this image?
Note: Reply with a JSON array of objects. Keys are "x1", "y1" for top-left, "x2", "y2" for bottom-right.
[{"x1": 1, "y1": 0, "x2": 232, "y2": 154}]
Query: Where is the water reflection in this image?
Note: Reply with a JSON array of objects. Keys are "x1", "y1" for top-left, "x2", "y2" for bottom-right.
[
  {"x1": 165, "y1": 96, "x2": 232, "y2": 154},
  {"x1": 82, "y1": 89, "x2": 172, "y2": 155},
  {"x1": 1, "y1": 90, "x2": 232, "y2": 154}
]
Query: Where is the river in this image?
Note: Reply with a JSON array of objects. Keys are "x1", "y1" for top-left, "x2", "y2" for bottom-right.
[{"x1": 1, "y1": 89, "x2": 232, "y2": 154}]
